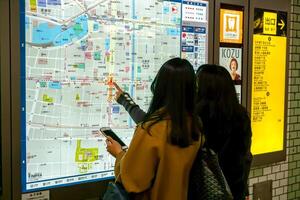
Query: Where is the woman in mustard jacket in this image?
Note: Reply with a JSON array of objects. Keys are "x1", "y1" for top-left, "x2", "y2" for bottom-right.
[{"x1": 105, "y1": 58, "x2": 202, "y2": 200}]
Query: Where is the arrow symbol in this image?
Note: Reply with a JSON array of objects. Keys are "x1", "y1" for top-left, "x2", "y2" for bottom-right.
[{"x1": 278, "y1": 19, "x2": 285, "y2": 30}]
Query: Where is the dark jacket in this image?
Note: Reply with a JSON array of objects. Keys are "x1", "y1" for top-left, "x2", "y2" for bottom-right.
[
  {"x1": 200, "y1": 105, "x2": 252, "y2": 200},
  {"x1": 117, "y1": 92, "x2": 252, "y2": 200},
  {"x1": 116, "y1": 92, "x2": 146, "y2": 124}
]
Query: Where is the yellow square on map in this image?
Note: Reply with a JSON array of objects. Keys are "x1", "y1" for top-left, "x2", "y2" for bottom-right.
[{"x1": 263, "y1": 12, "x2": 277, "y2": 35}]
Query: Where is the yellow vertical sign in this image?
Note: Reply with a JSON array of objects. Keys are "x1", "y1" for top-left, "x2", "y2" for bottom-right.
[
  {"x1": 251, "y1": 35, "x2": 286, "y2": 155},
  {"x1": 263, "y1": 12, "x2": 277, "y2": 35}
]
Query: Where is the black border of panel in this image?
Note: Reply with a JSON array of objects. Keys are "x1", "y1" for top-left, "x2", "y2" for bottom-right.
[
  {"x1": 248, "y1": 0, "x2": 290, "y2": 166},
  {"x1": 207, "y1": 0, "x2": 215, "y2": 64},
  {"x1": 214, "y1": 0, "x2": 249, "y2": 107}
]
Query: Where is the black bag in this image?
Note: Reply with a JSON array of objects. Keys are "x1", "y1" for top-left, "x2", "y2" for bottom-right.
[
  {"x1": 102, "y1": 181, "x2": 130, "y2": 200},
  {"x1": 188, "y1": 147, "x2": 233, "y2": 200}
]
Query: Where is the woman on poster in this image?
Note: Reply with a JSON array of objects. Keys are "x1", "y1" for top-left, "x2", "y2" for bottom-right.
[{"x1": 229, "y1": 57, "x2": 241, "y2": 81}]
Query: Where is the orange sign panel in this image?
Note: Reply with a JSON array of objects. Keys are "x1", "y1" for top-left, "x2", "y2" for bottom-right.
[{"x1": 220, "y1": 9, "x2": 243, "y2": 44}]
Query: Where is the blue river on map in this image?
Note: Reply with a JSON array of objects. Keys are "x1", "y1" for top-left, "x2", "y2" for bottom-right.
[
  {"x1": 48, "y1": 81, "x2": 62, "y2": 89},
  {"x1": 28, "y1": 14, "x2": 88, "y2": 46}
]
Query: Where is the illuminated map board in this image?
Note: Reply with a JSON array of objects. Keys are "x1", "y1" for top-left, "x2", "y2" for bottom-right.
[
  {"x1": 251, "y1": 9, "x2": 287, "y2": 155},
  {"x1": 21, "y1": 0, "x2": 209, "y2": 192}
]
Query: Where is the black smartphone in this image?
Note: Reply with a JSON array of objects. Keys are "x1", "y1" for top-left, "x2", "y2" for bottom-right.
[{"x1": 100, "y1": 127, "x2": 127, "y2": 149}]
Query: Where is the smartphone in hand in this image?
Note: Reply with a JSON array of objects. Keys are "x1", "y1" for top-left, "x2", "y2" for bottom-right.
[{"x1": 100, "y1": 127, "x2": 128, "y2": 149}]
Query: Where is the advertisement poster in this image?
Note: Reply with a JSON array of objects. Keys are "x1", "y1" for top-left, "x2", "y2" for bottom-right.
[
  {"x1": 219, "y1": 47, "x2": 242, "y2": 103},
  {"x1": 219, "y1": 47, "x2": 242, "y2": 83},
  {"x1": 251, "y1": 9, "x2": 287, "y2": 155},
  {"x1": 220, "y1": 9, "x2": 243, "y2": 44}
]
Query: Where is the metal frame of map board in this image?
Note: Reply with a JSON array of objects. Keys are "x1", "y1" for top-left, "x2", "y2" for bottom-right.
[
  {"x1": 8, "y1": 0, "x2": 214, "y2": 199},
  {"x1": 11, "y1": 0, "x2": 27, "y2": 198},
  {"x1": 248, "y1": 0, "x2": 290, "y2": 166},
  {"x1": 214, "y1": 0, "x2": 249, "y2": 107},
  {"x1": 0, "y1": 0, "x2": 13, "y2": 199}
]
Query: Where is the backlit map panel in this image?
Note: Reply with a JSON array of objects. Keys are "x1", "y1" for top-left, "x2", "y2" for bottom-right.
[{"x1": 21, "y1": 0, "x2": 208, "y2": 191}]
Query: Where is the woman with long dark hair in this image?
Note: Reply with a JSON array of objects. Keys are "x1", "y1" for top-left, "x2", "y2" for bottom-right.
[
  {"x1": 106, "y1": 58, "x2": 202, "y2": 200},
  {"x1": 196, "y1": 64, "x2": 252, "y2": 200}
]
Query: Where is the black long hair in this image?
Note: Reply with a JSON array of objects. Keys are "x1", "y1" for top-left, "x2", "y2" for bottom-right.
[
  {"x1": 142, "y1": 58, "x2": 201, "y2": 148},
  {"x1": 196, "y1": 64, "x2": 245, "y2": 151}
]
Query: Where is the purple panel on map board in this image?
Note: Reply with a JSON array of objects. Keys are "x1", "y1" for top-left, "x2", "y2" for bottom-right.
[
  {"x1": 38, "y1": 0, "x2": 46, "y2": 7},
  {"x1": 47, "y1": 0, "x2": 61, "y2": 5}
]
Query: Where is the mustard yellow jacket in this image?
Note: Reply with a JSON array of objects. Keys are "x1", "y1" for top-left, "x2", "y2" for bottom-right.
[{"x1": 114, "y1": 119, "x2": 201, "y2": 200}]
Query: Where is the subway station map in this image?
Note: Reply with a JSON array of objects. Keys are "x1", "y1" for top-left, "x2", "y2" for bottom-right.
[{"x1": 22, "y1": 0, "x2": 208, "y2": 191}]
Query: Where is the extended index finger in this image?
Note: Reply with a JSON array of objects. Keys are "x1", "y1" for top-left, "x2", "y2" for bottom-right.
[{"x1": 113, "y1": 82, "x2": 123, "y2": 92}]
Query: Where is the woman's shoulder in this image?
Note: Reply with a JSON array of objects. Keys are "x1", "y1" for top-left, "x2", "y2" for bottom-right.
[
  {"x1": 232, "y1": 105, "x2": 251, "y2": 137},
  {"x1": 236, "y1": 105, "x2": 250, "y2": 121},
  {"x1": 137, "y1": 119, "x2": 170, "y2": 138}
]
